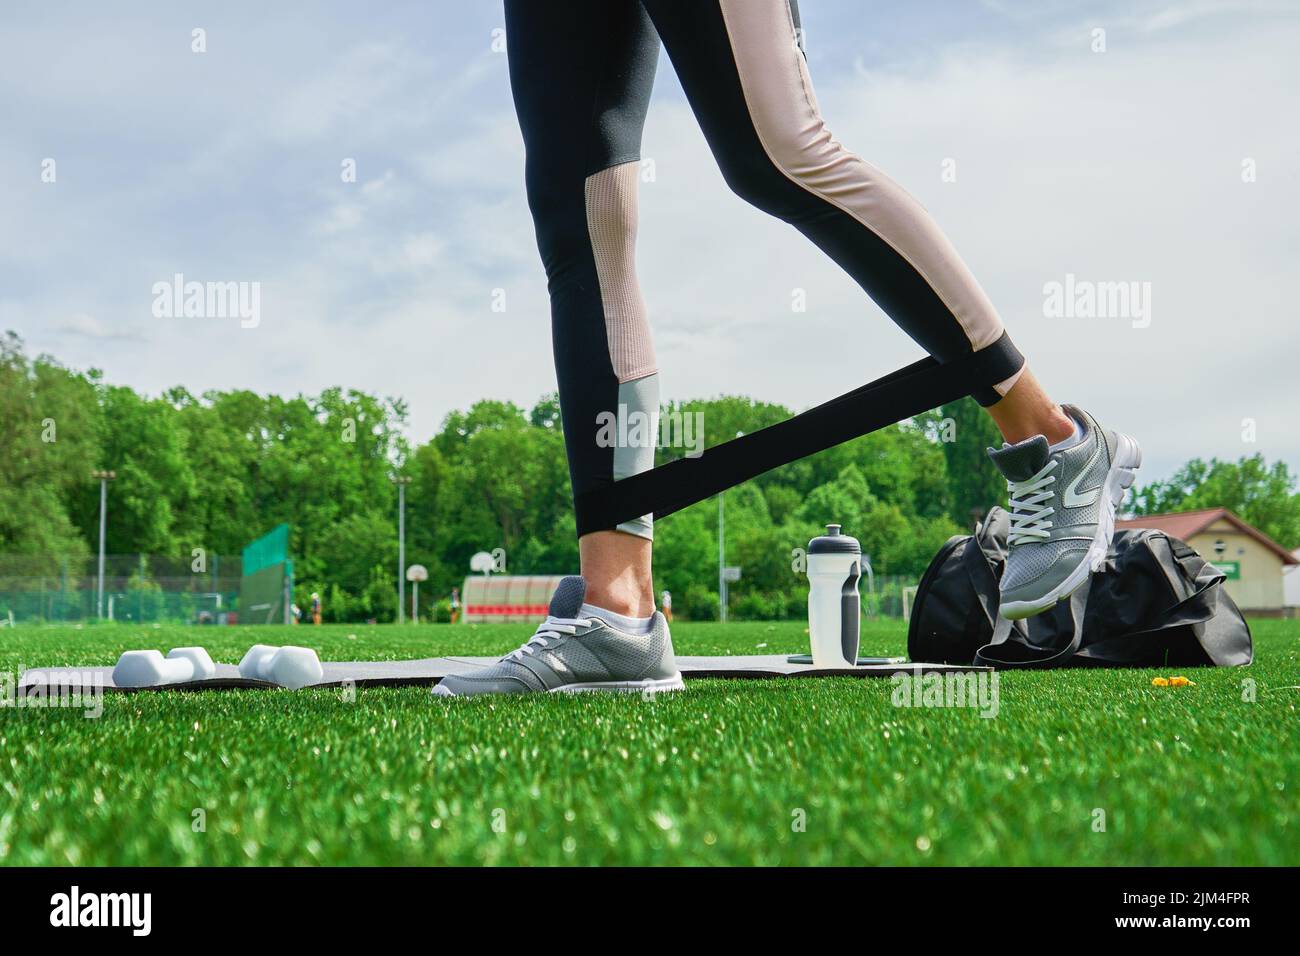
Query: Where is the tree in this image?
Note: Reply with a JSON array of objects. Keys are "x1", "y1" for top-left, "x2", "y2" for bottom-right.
[
  {"x1": 921, "y1": 398, "x2": 1005, "y2": 529},
  {"x1": 0, "y1": 333, "x2": 99, "y2": 561},
  {"x1": 430, "y1": 401, "x2": 571, "y2": 584},
  {"x1": 307, "y1": 510, "x2": 397, "y2": 597},
  {"x1": 653, "y1": 500, "x2": 715, "y2": 604},
  {"x1": 69, "y1": 384, "x2": 198, "y2": 555},
  {"x1": 169, "y1": 388, "x2": 261, "y2": 555},
  {"x1": 1131, "y1": 455, "x2": 1300, "y2": 548}
]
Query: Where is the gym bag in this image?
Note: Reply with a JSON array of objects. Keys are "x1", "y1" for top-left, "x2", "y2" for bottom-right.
[{"x1": 907, "y1": 506, "x2": 1253, "y2": 669}]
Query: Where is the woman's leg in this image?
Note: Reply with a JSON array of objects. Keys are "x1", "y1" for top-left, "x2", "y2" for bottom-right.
[
  {"x1": 641, "y1": 0, "x2": 1070, "y2": 441},
  {"x1": 504, "y1": 0, "x2": 660, "y2": 617},
  {"x1": 636, "y1": 0, "x2": 1141, "y2": 624}
]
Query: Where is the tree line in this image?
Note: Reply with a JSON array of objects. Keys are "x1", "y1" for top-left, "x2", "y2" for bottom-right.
[{"x1": 4, "y1": 332, "x2": 1298, "y2": 621}]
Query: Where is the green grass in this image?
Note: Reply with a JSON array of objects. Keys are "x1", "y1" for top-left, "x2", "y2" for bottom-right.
[{"x1": 1, "y1": 619, "x2": 1296, "y2": 865}]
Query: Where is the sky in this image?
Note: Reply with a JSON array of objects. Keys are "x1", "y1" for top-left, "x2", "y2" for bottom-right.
[{"x1": 3, "y1": 0, "x2": 1298, "y2": 485}]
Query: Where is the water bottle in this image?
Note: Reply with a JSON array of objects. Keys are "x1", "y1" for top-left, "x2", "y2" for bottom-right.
[{"x1": 807, "y1": 523, "x2": 861, "y2": 667}]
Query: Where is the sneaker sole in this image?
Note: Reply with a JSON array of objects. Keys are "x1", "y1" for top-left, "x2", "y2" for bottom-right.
[
  {"x1": 999, "y1": 430, "x2": 1142, "y2": 620},
  {"x1": 432, "y1": 673, "x2": 686, "y2": 698},
  {"x1": 552, "y1": 674, "x2": 685, "y2": 695}
]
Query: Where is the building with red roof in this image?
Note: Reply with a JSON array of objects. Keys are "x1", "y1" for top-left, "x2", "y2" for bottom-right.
[{"x1": 1118, "y1": 508, "x2": 1298, "y2": 615}]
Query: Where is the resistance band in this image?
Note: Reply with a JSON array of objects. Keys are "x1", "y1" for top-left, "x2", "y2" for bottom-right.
[{"x1": 575, "y1": 333, "x2": 1024, "y2": 535}]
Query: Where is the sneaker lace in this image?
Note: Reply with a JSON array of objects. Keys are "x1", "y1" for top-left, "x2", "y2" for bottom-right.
[
  {"x1": 1007, "y1": 460, "x2": 1059, "y2": 545},
  {"x1": 504, "y1": 615, "x2": 591, "y2": 662}
]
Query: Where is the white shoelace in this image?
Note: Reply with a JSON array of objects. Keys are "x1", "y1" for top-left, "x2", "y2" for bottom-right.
[
  {"x1": 504, "y1": 615, "x2": 591, "y2": 662},
  {"x1": 1007, "y1": 460, "x2": 1059, "y2": 545}
]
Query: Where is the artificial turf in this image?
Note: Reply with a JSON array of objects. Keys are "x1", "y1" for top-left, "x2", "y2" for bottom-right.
[{"x1": 0, "y1": 619, "x2": 1295, "y2": 865}]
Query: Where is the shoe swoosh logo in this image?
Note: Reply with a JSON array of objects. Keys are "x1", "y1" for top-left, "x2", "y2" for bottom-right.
[{"x1": 1063, "y1": 439, "x2": 1105, "y2": 507}]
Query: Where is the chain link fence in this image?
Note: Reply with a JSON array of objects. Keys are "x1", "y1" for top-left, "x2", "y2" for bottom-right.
[
  {"x1": 698, "y1": 574, "x2": 920, "y2": 622},
  {"x1": 867, "y1": 574, "x2": 921, "y2": 620},
  {"x1": 0, "y1": 554, "x2": 243, "y2": 624},
  {"x1": 0, "y1": 555, "x2": 921, "y2": 626}
]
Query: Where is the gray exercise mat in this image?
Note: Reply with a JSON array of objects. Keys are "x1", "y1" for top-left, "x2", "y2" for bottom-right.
[{"x1": 17, "y1": 655, "x2": 988, "y2": 693}]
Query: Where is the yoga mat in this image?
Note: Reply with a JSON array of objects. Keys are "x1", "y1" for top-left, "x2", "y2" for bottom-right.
[{"x1": 16, "y1": 655, "x2": 986, "y2": 693}]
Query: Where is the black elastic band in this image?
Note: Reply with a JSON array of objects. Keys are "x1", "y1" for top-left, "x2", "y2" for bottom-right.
[{"x1": 575, "y1": 332, "x2": 1024, "y2": 536}]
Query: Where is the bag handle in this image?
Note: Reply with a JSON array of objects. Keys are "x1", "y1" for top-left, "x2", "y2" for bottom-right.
[{"x1": 974, "y1": 577, "x2": 1091, "y2": 669}]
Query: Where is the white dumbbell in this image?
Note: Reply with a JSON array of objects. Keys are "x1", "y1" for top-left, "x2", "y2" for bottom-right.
[
  {"x1": 267, "y1": 646, "x2": 324, "y2": 689},
  {"x1": 114, "y1": 650, "x2": 189, "y2": 687},
  {"x1": 238, "y1": 644, "x2": 279, "y2": 680},
  {"x1": 113, "y1": 646, "x2": 217, "y2": 688},
  {"x1": 167, "y1": 646, "x2": 216, "y2": 681},
  {"x1": 238, "y1": 644, "x2": 323, "y2": 689}
]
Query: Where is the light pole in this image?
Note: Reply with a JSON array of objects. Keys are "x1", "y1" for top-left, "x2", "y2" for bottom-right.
[
  {"x1": 91, "y1": 470, "x2": 116, "y2": 620},
  {"x1": 717, "y1": 430, "x2": 742, "y2": 624},
  {"x1": 392, "y1": 475, "x2": 412, "y2": 624},
  {"x1": 718, "y1": 490, "x2": 726, "y2": 624}
]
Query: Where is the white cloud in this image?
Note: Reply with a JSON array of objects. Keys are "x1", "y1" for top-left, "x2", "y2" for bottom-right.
[{"x1": 53, "y1": 313, "x2": 142, "y2": 341}]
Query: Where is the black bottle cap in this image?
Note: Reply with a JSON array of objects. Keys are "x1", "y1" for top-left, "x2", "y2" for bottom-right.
[{"x1": 808, "y1": 523, "x2": 861, "y2": 555}]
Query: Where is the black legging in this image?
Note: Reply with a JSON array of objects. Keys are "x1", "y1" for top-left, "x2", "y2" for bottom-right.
[{"x1": 505, "y1": 0, "x2": 1024, "y2": 540}]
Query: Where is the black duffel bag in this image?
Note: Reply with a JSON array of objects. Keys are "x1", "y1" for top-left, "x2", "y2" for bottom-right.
[{"x1": 907, "y1": 506, "x2": 1253, "y2": 669}]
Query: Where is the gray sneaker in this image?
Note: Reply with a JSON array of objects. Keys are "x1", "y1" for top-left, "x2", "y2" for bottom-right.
[
  {"x1": 432, "y1": 576, "x2": 684, "y2": 697},
  {"x1": 987, "y1": 404, "x2": 1141, "y2": 620}
]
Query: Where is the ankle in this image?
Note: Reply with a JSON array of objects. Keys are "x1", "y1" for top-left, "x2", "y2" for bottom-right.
[
  {"x1": 1046, "y1": 409, "x2": 1083, "y2": 449},
  {"x1": 999, "y1": 406, "x2": 1074, "y2": 446},
  {"x1": 985, "y1": 368, "x2": 1076, "y2": 445},
  {"x1": 1039, "y1": 407, "x2": 1077, "y2": 446},
  {"x1": 578, "y1": 530, "x2": 655, "y2": 618},
  {"x1": 583, "y1": 586, "x2": 655, "y2": 618}
]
